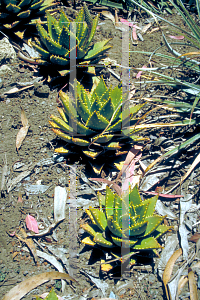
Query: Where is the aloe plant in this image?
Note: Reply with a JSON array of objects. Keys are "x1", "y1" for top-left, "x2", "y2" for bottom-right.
[
  {"x1": 49, "y1": 77, "x2": 148, "y2": 173},
  {"x1": 31, "y1": 2, "x2": 111, "y2": 69},
  {"x1": 81, "y1": 185, "x2": 171, "y2": 260},
  {"x1": 0, "y1": 0, "x2": 55, "y2": 29},
  {"x1": 49, "y1": 76, "x2": 196, "y2": 173}
]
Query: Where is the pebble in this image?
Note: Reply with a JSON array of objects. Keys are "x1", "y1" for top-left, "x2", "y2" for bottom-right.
[{"x1": 23, "y1": 271, "x2": 29, "y2": 276}]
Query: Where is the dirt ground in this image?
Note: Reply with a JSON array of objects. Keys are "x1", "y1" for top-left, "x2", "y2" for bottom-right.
[{"x1": 0, "y1": 1, "x2": 200, "y2": 299}]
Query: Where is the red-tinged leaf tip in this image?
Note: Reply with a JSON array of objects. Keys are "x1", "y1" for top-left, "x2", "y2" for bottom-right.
[
  {"x1": 168, "y1": 35, "x2": 185, "y2": 40},
  {"x1": 136, "y1": 65, "x2": 147, "y2": 79},
  {"x1": 9, "y1": 230, "x2": 16, "y2": 237},
  {"x1": 25, "y1": 214, "x2": 39, "y2": 233}
]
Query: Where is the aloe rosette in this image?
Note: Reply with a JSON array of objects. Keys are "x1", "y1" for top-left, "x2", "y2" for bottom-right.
[
  {"x1": 81, "y1": 185, "x2": 171, "y2": 256},
  {"x1": 0, "y1": 0, "x2": 54, "y2": 29},
  {"x1": 31, "y1": 2, "x2": 111, "y2": 68},
  {"x1": 49, "y1": 77, "x2": 147, "y2": 172}
]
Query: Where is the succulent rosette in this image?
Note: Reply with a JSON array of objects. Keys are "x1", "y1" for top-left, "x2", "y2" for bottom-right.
[
  {"x1": 0, "y1": 0, "x2": 55, "y2": 29},
  {"x1": 31, "y1": 2, "x2": 111, "y2": 70},
  {"x1": 49, "y1": 77, "x2": 147, "y2": 173},
  {"x1": 81, "y1": 185, "x2": 171, "y2": 260}
]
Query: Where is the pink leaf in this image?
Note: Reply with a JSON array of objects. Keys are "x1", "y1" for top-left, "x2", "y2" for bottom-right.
[
  {"x1": 120, "y1": 18, "x2": 132, "y2": 27},
  {"x1": 89, "y1": 178, "x2": 122, "y2": 196},
  {"x1": 168, "y1": 35, "x2": 185, "y2": 40},
  {"x1": 9, "y1": 230, "x2": 16, "y2": 237},
  {"x1": 132, "y1": 27, "x2": 137, "y2": 40},
  {"x1": 143, "y1": 191, "x2": 183, "y2": 198},
  {"x1": 25, "y1": 214, "x2": 39, "y2": 233},
  {"x1": 136, "y1": 65, "x2": 147, "y2": 79}
]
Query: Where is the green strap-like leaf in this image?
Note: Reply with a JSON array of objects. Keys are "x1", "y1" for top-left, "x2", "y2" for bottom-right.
[
  {"x1": 105, "y1": 186, "x2": 114, "y2": 218},
  {"x1": 90, "y1": 92, "x2": 100, "y2": 112},
  {"x1": 83, "y1": 2, "x2": 93, "y2": 28},
  {"x1": 57, "y1": 107, "x2": 67, "y2": 122},
  {"x1": 93, "y1": 77, "x2": 108, "y2": 99},
  {"x1": 71, "y1": 137, "x2": 90, "y2": 146},
  {"x1": 145, "y1": 196, "x2": 158, "y2": 217},
  {"x1": 110, "y1": 85, "x2": 122, "y2": 110},
  {"x1": 17, "y1": 10, "x2": 30, "y2": 18},
  {"x1": 99, "y1": 97, "x2": 114, "y2": 120},
  {"x1": 104, "y1": 142, "x2": 121, "y2": 149},
  {"x1": 127, "y1": 221, "x2": 147, "y2": 237},
  {"x1": 133, "y1": 236, "x2": 162, "y2": 250},
  {"x1": 50, "y1": 55, "x2": 70, "y2": 66},
  {"x1": 89, "y1": 208, "x2": 107, "y2": 231},
  {"x1": 52, "y1": 129, "x2": 72, "y2": 143},
  {"x1": 107, "y1": 215, "x2": 125, "y2": 238},
  {"x1": 84, "y1": 44, "x2": 111, "y2": 60},
  {"x1": 45, "y1": 36, "x2": 68, "y2": 57},
  {"x1": 95, "y1": 134, "x2": 113, "y2": 144},
  {"x1": 31, "y1": 41, "x2": 50, "y2": 59},
  {"x1": 78, "y1": 22, "x2": 88, "y2": 48},
  {"x1": 75, "y1": 8, "x2": 84, "y2": 41},
  {"x1": 129, "y1": 185, "x2": 142, "y2": 206},
  {"x1": 93, "y1": 232, "x2": 113, "y2": 248},
  {"x1": 6, "y1": 3, "x2": 21, "y2": 13},
  {"x1": 85, "y1": 15, "x2": 99, "y2": 48},
  {"x1": 36, "y1": 22, "x2": 48, "y2": 47},
  {"x1": 76, "y1": 94, "x2": 90, "y2": 123},
  {"x1": 50, "y1": 115, "x2": 73, "y2": 133},
  {"x1": 74, "y1": 120, "x2": 94, "y2": 135},
  {"x1": 59, "y1": 26, "x2": 70, "y2": 49},
  {"x1": 30, "y1": 0, "x2": 43, "y2": 10},
  {"x1": 81, "y1": 223, "x2": 101, "y2": 237},
  {"x1": 50, "y1": 21, "x2": 61, "y2": 43},
  {"x1": 152, "y1": 224, "x2": 172, "y2": 239},
  {"x1": 59, "y1": 91, "x2": 77, "y2": 119},
  {"x1": 59, "y1": 10, "x2": 70, "y2": 30},
  {"x1": 134, "y1": 202, "x2": 149, "y2": 224},
  {"x1": 86, "y1": 111, "x2": 109, "y2": 130},
  {"x1": 111, "y1": 235, "x2": 138, "y2": 248},
  {"x1": 144, "y1": 215, "x2": 165, "y2": 236}
]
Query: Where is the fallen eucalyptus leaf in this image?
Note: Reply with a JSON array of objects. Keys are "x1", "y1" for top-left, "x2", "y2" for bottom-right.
[
  {"x1": 162, "y1": 248, "x2": 182, "y2": 300},
  {"x1": 36, "y1": 250, "x2": 67, "y2": 293},
  {"x1": 2, "y1": 271, "x2": 76, "y2": 300},
  {"x1": 158, "y1": 234, "x2": 179, "y2": 278},
  {"x1": 188, "y1": 268, "x2": 198, "y2": 300},
  {"x1": 54, "y1": 186, "x2": 67, "y2": 223},
  {"x1": 156, "y1": 199, "x2": 176, "y2": 220},
  {"x1": 179, "y1": 194, "x2": 193, "y2": 259}
]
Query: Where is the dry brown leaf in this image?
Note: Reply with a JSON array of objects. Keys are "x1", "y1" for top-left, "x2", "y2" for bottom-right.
[
  {"x1": 189, "y1": 232, "x2": 200, "y2": 243},
  {"x1": 16, "y1": 107, "x2": 29, "y2": 151},
  {"x1": 21, "y1": 108, "x2": 29, "y2": 127},
  {"x1": 162, "y1": 248, "x2": 183, "y2": 300},
  {"x1": 16, "y1": 126, "x2": 29, "y2": 151},
  {"x1": 2, "y1": 271, "x2": 76, "y2": 300},
  {"x1": 101, "y1": 11, "x2": 115, "y2": 24},
  {"x1": 188, "y1": 268, "x2": 198, "y2": 300},
  {"x1": 141, "y1": 23, "x2": 152, "y2": 34},
  {"x1": 166, "y1": 152, "x2": 200, "y2": 194},
  {"x1": 15, "y1": 228, "x2": 38, "y2": 264},
  {"x1": 178, "y1": 275, "x2": 188, "y2": 295}
]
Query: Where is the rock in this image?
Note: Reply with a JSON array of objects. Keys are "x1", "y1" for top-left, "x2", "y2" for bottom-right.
[
  {"x1": 34, "y1": 82, "x2": 50, "y2": 97},
  {"x1": 0, "y1": 38, "x2": 16, "y2": 63},
  {"x1": 0, "y1": 65, "x2": 13, "y2": 76}
]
